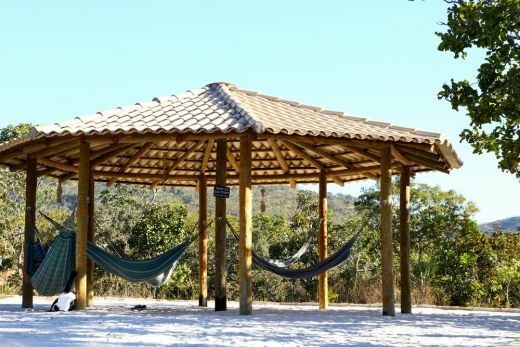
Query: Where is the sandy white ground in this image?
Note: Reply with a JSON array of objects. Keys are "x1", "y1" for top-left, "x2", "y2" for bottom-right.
[{"x1": 0, "y1": 296, "x2": 519, "y2": 346}]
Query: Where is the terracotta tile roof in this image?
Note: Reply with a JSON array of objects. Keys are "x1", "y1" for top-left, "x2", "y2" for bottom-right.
[{"x1": 0, "y1": 82, "x2": 462, "y2": 185}]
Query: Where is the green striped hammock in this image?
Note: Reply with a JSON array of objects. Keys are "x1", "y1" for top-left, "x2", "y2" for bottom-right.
[{"x1": 31, "y1": 214, "x2": 192, "y2": 296}]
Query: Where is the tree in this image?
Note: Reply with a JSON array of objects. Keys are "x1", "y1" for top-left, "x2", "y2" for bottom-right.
[{"x1": 437, "y1": 0, "x2": 520, "y2": 178}]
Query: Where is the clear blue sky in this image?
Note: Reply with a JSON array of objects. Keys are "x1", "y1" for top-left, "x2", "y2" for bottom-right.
[{"x1": 1, "y1": 1, "x2": 518, "y2": 223}]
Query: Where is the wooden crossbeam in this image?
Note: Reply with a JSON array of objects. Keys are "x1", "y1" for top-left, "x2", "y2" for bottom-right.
[
  {"x1": 226, "y1": 146, "x2": 240, "y2": 174},
  {"x1": 106, "y1": 142, "x2": 154, "y2": 187},
  {"x1": 150, "y1": 140, "x2": 205, "y2": 188},
  {"x1": 38, "y1": 157, "x2": 79, "y2": 173},
  {"x1": 22, "y1": 137, "x2": 78, "y2": 154},
  {"x1": 390, "y1": 144, "x2": 412, "y2": 166},
  {"x1": 61, "y1": 143, "x2": 136, "y2": 181},
  {"x1": 165, "y1": 140, "x2": 205, "y2": 176},
  {"x1": 294, "y1": 140, "x2": 377, "y2": 180},
  {"x1": 401, "y1": 152, "x2": 449, "y2": 174},
  {"x1": 201, "y1": 139, "x2": 214, "y2": 173},
  {"x1": 397, "y1": 144, "x2": 441, "y2": 162},
  {"x1": 343, "y1": 145, "x2": 381, "y2": 163},
  {"x1": 267, "y1": 139, "x2": 296, "y2": 188},
  {"x1": 280, "y1": 140, "x2": 324, "y2": 170},
  {"x1": 28, "y1": 140, "x2": 80, "y2": 159},
  {"x1": 84, "y1": 164, "x2": 387, "y2": 182}
]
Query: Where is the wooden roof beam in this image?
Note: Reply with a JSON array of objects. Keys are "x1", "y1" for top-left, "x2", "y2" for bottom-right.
[
  {"x1": 280, "y1": 140, "x2": 343, "y2": 186},
  {"x1": 200, "y1": 139, "x2": 214, "y2": 173},
  {"x1": 150, "y1": 140, "x2": 205, "y2": 188},
  {"x1": 267, "y1": 139, "x2": 296, "y2": 188},
  {"x1": 397, "y1": 144, "x2": 441, "y2": 162},
  {"x1": 279, "y1": 140, "x2": 325, "y2": 170},
  {"x1": 226, "y1": 146, "x2": 240, "y2": 174},
  {"x1": 106, "y1": 142, "x2": 154, "y2": 187},
  {"x1": 293, "y1": 140, "x2": 377, "y2": 180},
  {"x1": 60, "y1": 143, "x2": 136, "y2": 181},
  {"x1": 390, "y1": 144, "x2": 412, "y2": 166},
  {"x1": 342, "y1": 145, "x2": 381, "y2": 163}
]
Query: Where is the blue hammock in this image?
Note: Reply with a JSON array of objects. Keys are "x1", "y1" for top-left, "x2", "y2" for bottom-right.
[
  {"x1": 225, "y1": 219, "x2": 360, "y2": 279},
  {"x1": 30, "y1": 212, "x2": 201, "y2": 296}
]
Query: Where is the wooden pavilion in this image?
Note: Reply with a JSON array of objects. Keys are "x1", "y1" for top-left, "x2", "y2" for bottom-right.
[{"x1": 0, "y1": 82, "x2": 461, "y2": 315}]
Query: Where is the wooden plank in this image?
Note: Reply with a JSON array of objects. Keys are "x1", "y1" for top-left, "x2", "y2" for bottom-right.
[
  {"x1": 38, "y1": 157, "x2": 79, "y2": 173},
  {"x1": 165, "y1": 140, "x2": 205, "y2": 175},
  {"x1": 400, "y1": 165, "x2": 412, "y2": 314},
  {"x1": 343, "y1": 145, "x2": 381, "y2": 163},
  {"x1": 84, "y1": 164, "x2": 391, "y2": 182},
  {"x1": 239, "y1": 135, "x2": 253, "y2": 315},
  {"x1": 390, "y1": 144, "x2": 412, "y2": 166},
  {"x1": 0, "y1": 149, "x2": 24, "y2": 162},
  {"x1": 280, "y1": 140, "x2": 325, "y2": 170},
  {"x1": 294, "y1": 140, "x2": 378, "y2": 179},
  {"x1": 60, "y1": 143, "x2": 136, "y2": 181},
  {"x1": 75, "y1": 141, "x2": 90, "y2": 310},
  {"x1": 226, "y1": 146, "x2": 240, "y2": 174},
  {"x1": 402, "y1": 152, "x2": 449, "y2": 174},
  {"x1": 267, "y1": 139, "x2": 290, "y2": 172},
  {"x1": 318, "y1": 171, "x2": 328, "y2": 310},
  {"x1": 214, "y1": 139, "x2": 227, "y2": 311},
  {"x1": 22, "y1": 157, "x2": 37, "y2": 309},
  {"x1": 28, "y1": 140, "x2": 80, "y2": 159},
  {"x1": 84, "y1": 132, "x2": 241, "y2": 145},
  {"x1": 397, "y1": 144, "x2": 442, "y2": 162},
  {"x1": 200, "y1": 139, "x2": 214, "y2": 173},
  {"x1": 21, "y1": 137, "x2": 77, "y2": 154},
  {"x1": 380, "y1": 145, "x2": 395, "y2": 316},
  {"x1": 198, "y1": 174, "x2": 208, "y2": 307},
  {"x1": 86, "y1": 170, "x2": 95, "y2": 307},
  {"x1": 106, "y1": 142, "x2": 154, "y2": 187}
]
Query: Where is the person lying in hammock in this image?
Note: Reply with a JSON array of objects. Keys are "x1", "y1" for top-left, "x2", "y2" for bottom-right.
[
  {"x1": 17, "y1": 256, "x2": 43, "y2": 282},
  {"x1": 50, "y1": 271, "x2": 77, "y2": 312}
]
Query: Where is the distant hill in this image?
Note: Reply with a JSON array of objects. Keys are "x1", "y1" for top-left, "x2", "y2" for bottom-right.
[
  {"x1": 480, "y1": 216, "x2": 520, "y2": 234},
  {"x1": 61, "y1": 182, "x2": 357, "y2": 222}
]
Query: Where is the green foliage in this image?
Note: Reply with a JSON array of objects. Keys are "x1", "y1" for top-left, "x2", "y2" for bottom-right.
[
  {"x1": 0, "y1": 123, "x2": 32, "y2": 142},
  {"x1": 437, "y1": 0, "x2": 520, "y2": 178}
]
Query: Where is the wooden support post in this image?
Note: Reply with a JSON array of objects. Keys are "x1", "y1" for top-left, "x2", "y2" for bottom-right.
[
  {"x1": 22, "y1": 157, "x2": 37, "y2": 309},
  {"x1": 198, "y1": 174, "x2": 208, "y2": 307},
  {"x1": 318, "y1": 171, "x2": 328, "y2": 309},
  {"x1": 214, "y1": 139, "x2": 227, "y2": 311},
  {"x1": 239, "y1": 135, "x2": 253, "y2": 315},
  {"x1": 400, "y1": 165, "x2": 412, "y2": 314},
  {"x1": 380, "y1": 145, "x2": 395, "y2": 316},
  {"x1": 86, "y1": 170, "x2": 95, "y2": 307},
  {"x1": 75, "y1": 141, "x2": 90, "y2": 310}
]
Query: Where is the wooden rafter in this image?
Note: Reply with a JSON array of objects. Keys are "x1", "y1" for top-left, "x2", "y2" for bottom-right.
[
  {"x1": 397, "y1": 144, "x2": 441, "y2": 162},
  {"x1": 60, "y1": 143, "x2": 136, "y2": 181},
  {"x1": 28, "y1": 140, "x2": 80, "y2": 159},
  {"x1": 150, "y1": 140, "x2": 205, "y2": 188},
  {"x1": 281, "y1": 140, "x2": 347, "y2": 186},
  {"x1": 280, "y1": 140, "x2": 324, "y2": 170},
  {"x1": 390, "y1": 144, "x2": 412, "y2": 166},
  {"x1": 106, "y1": 142, "x2": 154, "y2": 187},
  {"x1": 294, "y1": 140, "x2": 377, "y2": 180},
  {"x1": 342, "y1": 145, "x2": 381, "y2": 163},
  {"x1": 267, "y1": 138, "x2": 296, "y2": 188},
  {"x1": 200, "y1": 139, "x2": 214, "y2": 173},
  {"x1": 165, "y1": 140, "x2": 205, "y2": 176},
  {"x1": 226, "y1": 145, "x2": 240, "y2": 174},
  {"x1": 402, "y1": 152, "x2": 449, "y2": 174},
  {"x1": 38, "y1": 157, "x2": 79, "y2": 173}
]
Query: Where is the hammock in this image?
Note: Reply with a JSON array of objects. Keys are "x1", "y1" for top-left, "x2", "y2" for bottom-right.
[
  {"x1": 226, "y1": 219, "x2": 360, "y2": 279},
  {"x1": 223, "y1": 219, "x2": 320, "y2": 268},
  {"x1": 31, "y1": 230, "x2": 76, "y2": 296},
  {"x1": 31, "y1": 212, "x2": 206, "y2": 295}
]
